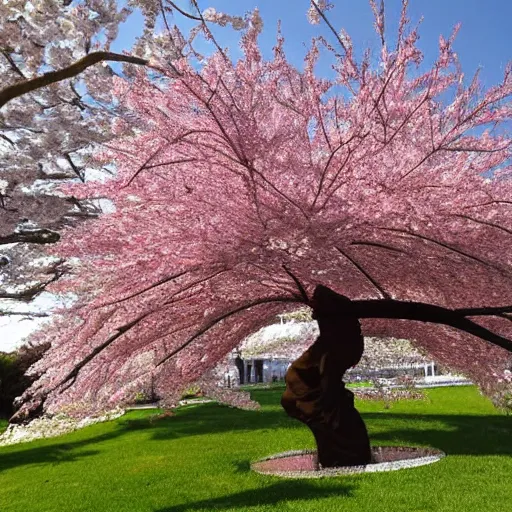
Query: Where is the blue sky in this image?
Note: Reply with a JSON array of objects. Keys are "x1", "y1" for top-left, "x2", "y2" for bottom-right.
[{"x1": 113, "y1": 0, "x2": 512, "y2": 88}]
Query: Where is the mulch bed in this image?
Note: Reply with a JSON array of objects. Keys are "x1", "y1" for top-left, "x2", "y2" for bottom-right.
[{"x1": 251, "y1": 446, "x2": 445, "y2": 478}]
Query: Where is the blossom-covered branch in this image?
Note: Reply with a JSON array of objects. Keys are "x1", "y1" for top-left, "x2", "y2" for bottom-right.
[
  {"x1": 0, "y1": 229, "x2": 60, "y2": 246},
  {"x1": 0, "y1": 311, "x2": 49, "y2": 317},
  {"x1": 0, "y1": 52, "x2": 150, "y2": 109}
]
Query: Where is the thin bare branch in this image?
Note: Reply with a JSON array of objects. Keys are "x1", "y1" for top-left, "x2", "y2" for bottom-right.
[
  {"x1": 336, "y1": 246, "x2": 391, "y2": 299},
  {"x1": 282, "y1": 265, "x2": 310, "y2": 303},
  {"x1": 167, "y1": 1, "x2": 202, "y2": 21},
  {"x1": 311, "y1": 1, "x2": 350, "y2": 55}
]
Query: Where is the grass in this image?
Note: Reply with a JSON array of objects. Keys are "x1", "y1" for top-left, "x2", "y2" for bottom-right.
[
  {"x1": 346, "y1": 380, "x2": 373, "y2": 388},
  {"x1": 240, "y1": 380, "x2": 372, "y2": 391},
  {"x1": 0, "y1": 385, "x2": 510, "y2": 512}
]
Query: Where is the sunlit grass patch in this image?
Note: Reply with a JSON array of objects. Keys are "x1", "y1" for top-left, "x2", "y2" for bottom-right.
[{"x1": 0, "y1": 386, "x2": 510, "y2": 512}]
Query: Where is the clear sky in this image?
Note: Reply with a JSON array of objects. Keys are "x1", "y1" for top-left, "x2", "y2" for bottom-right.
[
  {"x1": 114, "y1": 0, "x2": 512, "y2": 88},
  {"x1": 2, "y1": 0, "x2": 511, "y2": 352}
]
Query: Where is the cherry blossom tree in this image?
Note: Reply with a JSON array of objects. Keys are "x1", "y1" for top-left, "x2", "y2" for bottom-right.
[
  {"x1": 0, "y1": 1, "x2": 134, "y2": 241},
  {"x1": 12, "y1": 1, "x2": 512, "y2": 422},
  {"x1": 0, "y1": 1, "x2": 140, "y2": 308}
]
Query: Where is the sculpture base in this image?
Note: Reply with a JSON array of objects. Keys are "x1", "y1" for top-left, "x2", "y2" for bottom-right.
[{"x1": 251, "y1": 446, "x2": 445, "y2": 478}]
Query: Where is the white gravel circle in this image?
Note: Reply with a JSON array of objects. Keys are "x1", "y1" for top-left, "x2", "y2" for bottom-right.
[{"x1": 251, "y1": 447, "x2": 446, "y2": 478}]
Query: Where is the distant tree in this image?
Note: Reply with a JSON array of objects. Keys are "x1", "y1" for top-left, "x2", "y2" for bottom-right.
[
  {"x1": 0, "y1": 1, "x2": 243, "y2": 301},
  {"x1": 0, "y1": 1, "x2": 139, "y2": 240},
  {"x1": 12, "y1": 1, "x2": 512, "y2": 422},
  {"x1": 0, "y1": 0, "x2": 147, "y2": 305}
]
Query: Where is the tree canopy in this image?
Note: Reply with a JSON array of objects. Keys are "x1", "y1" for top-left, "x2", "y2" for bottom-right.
[{"x1": 12, "y1": 1, "x2": 512, "y2": 421}]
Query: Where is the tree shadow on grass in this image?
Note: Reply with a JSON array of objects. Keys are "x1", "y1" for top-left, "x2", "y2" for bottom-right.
[
  {"x1": 0, "y1": 430, "x2": 121, "y2": 473},
  {"x1": 248, "y1": 387, "x2": 285, "y2": 407},
  {"x1": 120, "y1": 403, "x2": 295, "y2": 442},
  {"x1": 364, "y1": 412, "x2": 512, "y2": 456},
  {"x1": 155, "y1": 480, "x2": 355, "y2": 512},
  {"x1": 123, "y1": 402, "x2": 512, "y2": 457},
  {"x1": 0, "y1": 405, "x2": 293, "y2": 474},
  {"x1": 1, "y1": 396, "x2": 510, "y2": 475}
]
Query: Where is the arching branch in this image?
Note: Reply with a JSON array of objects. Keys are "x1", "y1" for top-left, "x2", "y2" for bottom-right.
[
  {"x1": 92, "y1": 268, "x2": 194, "y2": 309},
  {"x1": 350, "y1": 240, "x2": 407, "y2": 254},
  {"x1": 155, "y1": 296, "x2": 301, "y2": 368},
  {"x1": 455, "y1": 214, "x2": 512, "y2": 236},
  {"x1": 378, "y1": 227, "x2": 508, "y2": 276},
  {"x1": 56, "y1": 268, "x2": 233, "y2": 393},
  {"x1": 56, "y1": 316, "x2": 143, "y2": 394},
  {"x1": 0, "y1": 52, "x2": 151, "y2": 109},
  {"x1": 351, "y1": 298, "x2": 512, "y2": 352}
]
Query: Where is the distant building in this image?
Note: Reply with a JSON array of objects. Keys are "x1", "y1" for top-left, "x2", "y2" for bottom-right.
[{"x1": 217, "y1": 318, "x2": 454, "y2": 387}]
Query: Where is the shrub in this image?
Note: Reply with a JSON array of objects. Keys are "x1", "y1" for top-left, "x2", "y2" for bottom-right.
[
  {"x1": 180, "y1": 385, "x2": 204, "y2": 400},
  {"x1": 0, "y1": 343, "x2": 49, "y2": 418}
]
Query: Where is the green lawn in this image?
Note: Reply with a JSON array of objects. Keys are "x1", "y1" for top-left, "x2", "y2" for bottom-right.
[
  {"x1": 240, "y1": 380, "x2": 373, "y2": 393},
  {"x1": 0, "y1": 386, "x2": 510, "y2": 512}
]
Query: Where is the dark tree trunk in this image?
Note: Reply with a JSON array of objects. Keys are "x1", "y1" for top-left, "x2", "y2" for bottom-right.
[
  {"x1": 255, "y1": 359, "x2": 264, "y2": 383},
  {"x1": 306, "y1": 389, "x2": 371, "y2": 467},
  {"x1": 281, "y1": 285, "x2": 372, "y2": 467},
  {"x1": 234, "y1": 356, "x2": 245, "y2": 385}
]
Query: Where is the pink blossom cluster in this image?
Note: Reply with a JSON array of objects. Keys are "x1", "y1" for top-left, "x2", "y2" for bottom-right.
[
  {"x1": 201, "y1": 8, "x2": 248, "y2": 31},
  {"x1": 353, "y1": 387, "x2": 425, "y2": 403}
]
